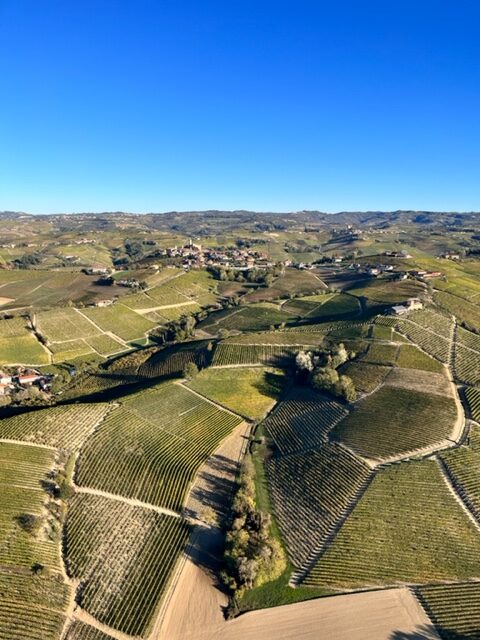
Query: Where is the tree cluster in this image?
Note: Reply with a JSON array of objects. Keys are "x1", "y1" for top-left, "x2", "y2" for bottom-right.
[
  {"x1": 222, "y1": 458, "x2": 285, "y2": 602},
  {"x1": 295, "y1": 342, "x2": 357, "y2": 402}
]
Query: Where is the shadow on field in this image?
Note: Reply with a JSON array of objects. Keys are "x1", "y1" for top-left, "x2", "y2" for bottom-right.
[
  {"x1": 181, "y1": 452, "x2": 242, "y2": 596},
  {"x1": 391, "y1": 624, "x2": 469, "y2": 639},
  {"x1": 183, "y1": 453, "x2": 238, "y2": 521}
]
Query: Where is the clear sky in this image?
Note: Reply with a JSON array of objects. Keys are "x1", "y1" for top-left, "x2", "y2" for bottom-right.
[{"x1": 1, "y1": 0, "x2": 480, "y2": 214}]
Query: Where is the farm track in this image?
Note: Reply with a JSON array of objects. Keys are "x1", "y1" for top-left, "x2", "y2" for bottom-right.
[
  {"x1": 154, "y1": 421, "x2": 251, "y2": 640},
  {"x1": 0, "y1": 437, "x2": 57, "y2": 451},
  {"x1": 72, "y1": 485, "x2": 181, "y2": 519},
  {"x1": 136, "y1": 300, "x2": 198, "y2": 314},
  {"x1": 73, "y1": 607, "x2": 134, "y2": 640}
]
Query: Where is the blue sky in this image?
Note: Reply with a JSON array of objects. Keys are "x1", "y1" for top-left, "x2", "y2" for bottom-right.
[{"x1": 1, "y1": 0, "x2": 480, "y2": 214}]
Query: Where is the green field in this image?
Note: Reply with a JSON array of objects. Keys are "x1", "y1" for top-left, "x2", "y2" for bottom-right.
[
  {"x1": 187, "y1": 366, "x2": 286, "y2": 419},
  {"x1": 0, "y1": 334, "x2": 50, "y2": 365},
  {"x1": 305, "y1": 459, "x2": 480, "y2": 588},
  {"x1": 332, "y1": 386, "x2": 457, "y2": 460},
  {"x1": 396, "y1": 343, "x2": 445, "y2": 372},
  {"x1": 36, "y1": 308, "x2": 101, "y2": 342},
  {"x1": 81, "y1": 304, "x2": 156, "y2": 341}
]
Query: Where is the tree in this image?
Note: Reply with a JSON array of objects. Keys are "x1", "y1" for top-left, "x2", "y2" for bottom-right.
[
  {"x1": 295, "y1": 350, "x2": 314, "y2": 372},
  {"x1": 183, "y1": 362, "x2": 199, "y2": 379}
]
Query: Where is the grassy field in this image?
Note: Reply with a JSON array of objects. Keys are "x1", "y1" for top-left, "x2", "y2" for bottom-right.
[
  {"x1": 65, "y1": 493, "x2": 190, "y2": 636},
  {"x1": 332, "y1": 386, "x2": 457, "y2": 460},
  {"x1": 187, "y1": 366, "x2": 286, "y2": 419},
  {"x1": 305, "y1": 459, "x2": 480, "y2": 589},
  {"x1": 0, "y1": 334, "x2": 50, "y2": 365}
]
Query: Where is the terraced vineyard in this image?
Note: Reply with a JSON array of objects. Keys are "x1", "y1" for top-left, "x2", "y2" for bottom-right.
[
  {"x1": 212, "y1": 343, "x2": 299, "y2": 367},
  {"x1": 76, "y1": 383, "x2": 242, "y2": 511},
  {"x1": 65, "y1": 493, "x2": 190, "y2": 636},
  {"x1": 466, "y1": 387, "x2": 480, "y2": 422},
  {"x1": 332, "y1": 386, "x2": 457, "y2": 460},
  {"x1": 0, "y1": 403, "x2": 111, "y2": 449},
  {"x1": 266, "y1": 443, "x2": 372, "y2": 567},
  {"x1": 0, "y1": 571, "x2": 70, "y2": 640},
  {"x1": 305, "y1": 460, "x2": 480, "y2": 589},
  {"x1": 417, "y1": 583, "x2": 480, "y2": 639},
  {"x1": 264, "y1": 386, "x2": 348, "y2": 454},
  {"x1": 440, "y1": 424, "x2": 480, "y2": 516}
]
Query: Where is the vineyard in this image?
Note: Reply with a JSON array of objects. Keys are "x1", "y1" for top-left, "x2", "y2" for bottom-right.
[
  {"x1": 76, "y1": 383, "x2": 242, "y2": 511},
  {"x1": 0, "y1": 316, "x2": 31, "y2": 337},
  {"x1": 417, "y1": 583, "x2": 480, "y2": 640},
  {"x1": 304, "y1": 460, "x2": 480, "y2": 589},
  {"x1": 396, "y1": 318, "x2": 451, "y2": 362},
  {"x1": 212, "y1": 343, "x2": 299, "y2": 367},
  {"x1": 339, "y1": 362, "x2": 390, "y2": 394},
  {"x1": 362, "y1": 342, "x2": 398, "y2": 366},
  {"x1": 84, "y1": 333, "x2": 126, "y2": 356},
  {"x1": 0, "y1": 442, "x2": 63, "y2": 573},
  {"x1": 187, "y1": 367, "x2": 286, "y2": 420},
  {"x1": 466, "y1": 387, "x2": 480, "y2": 422},
  {"x1": 81, "y1": 305, "x2": 156, "y2": 341},
  {"x1": 434, "y1": 290, "x2": 480, "y2": 332},
  {"x1": 266, "y1": 443, "x2": 372, "y2": 567},
  {"x1": 138, "y1": 340, "x2": 211, "y2": 378},
  {"x1": 0, "y1": 571, "x2": 70, "y2": 640},
  {"x1": 440, "y1": 425, "x2": 480, "y2": 516},
  {"x1": 395, "y1": 344, "x2": 445, "y2": 372},
  {"x1": 264, "y1": 386, "x2": 348, "y2": 455},
  {"x1": 453, "y1": 327, "x2": 480, "y2": 386},
  {"x1": 332, "y1": 386, "x2": 457, "y2": 460},
  {"x1": 36, "y1": 308, "x2": 101, "y2": 342},
  {"x1": 221, "y1": 330, "x2": 325, "y2": 346},
  {"x1": 0, "y1": 403, "x2": 110, "y2": 449},
  {"x1": 65, "y1": 493, "x2": 190, "y2": 636},
  {"x1": 65, "y1": 621, "x2": 115, "y2": 640}
]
